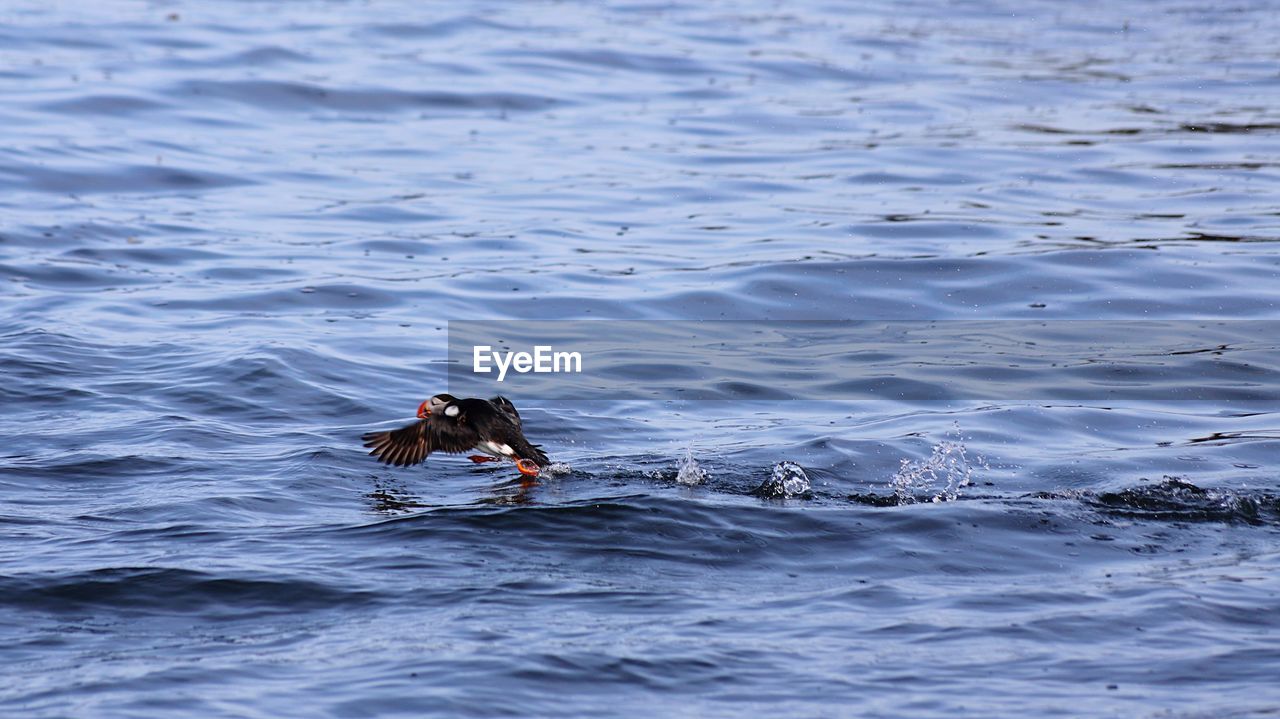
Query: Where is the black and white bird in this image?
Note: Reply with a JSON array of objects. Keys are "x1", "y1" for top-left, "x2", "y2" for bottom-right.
[{"x1": 361, "y1": 394, "x2": 549, "y2": 476}]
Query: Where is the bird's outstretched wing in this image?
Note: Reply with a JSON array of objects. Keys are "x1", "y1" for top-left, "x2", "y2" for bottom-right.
[
  {"x1": 361, "y1": 417, "x2": 480, "y2": 467},
  {"x1": 489, "y1": 395, "x2": 522, "y2": 428}
]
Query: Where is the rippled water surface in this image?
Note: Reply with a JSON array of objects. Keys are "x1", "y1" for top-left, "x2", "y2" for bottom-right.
[{"x1": 3, "y1": 1, "x2": 1280, "y2": 716}]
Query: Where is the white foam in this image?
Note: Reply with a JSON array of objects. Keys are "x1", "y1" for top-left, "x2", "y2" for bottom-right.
[{"x1": 541, "y1": 462, "x2": 572, "y2": 477}]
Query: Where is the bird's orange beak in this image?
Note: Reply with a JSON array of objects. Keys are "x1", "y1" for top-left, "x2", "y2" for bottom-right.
[{"x1": 416, "y1": 400, "x2": 430, "y2": 419}]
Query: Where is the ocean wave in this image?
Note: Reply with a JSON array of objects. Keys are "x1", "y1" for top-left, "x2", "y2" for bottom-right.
[{"x1": 0, "y1": 567, "x2": 380, "y2": 615}]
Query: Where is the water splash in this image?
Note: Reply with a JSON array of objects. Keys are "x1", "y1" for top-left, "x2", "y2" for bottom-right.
[
  {"x1": 891, "y1": 428, "x2": 984, "y2": 504},
  {"x1": 676, "y1": 449, "x2": 707, "y2": 485},
  {"x1": 542, "y1": 462, "x2": 572, "y2": 477},
  {"x1": 754, "y1": 461, "x2": 812, "y2": 498}
]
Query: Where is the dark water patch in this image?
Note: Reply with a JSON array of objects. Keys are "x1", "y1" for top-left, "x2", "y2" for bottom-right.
[
  {"x1": 176, "y1": 79, "x2": 563, "y2": 114},
  {"x1": 20, "y1": 30, "x2": 114, "y2": 50},
  {"x1": 0, "y1": 260, "x2": 156, "y2": 291},
  {"x1": 62, "y1": 245, "x2": 227, "y2": 267},
  {"x1": 496, "y1": 48, "x2": 720, "y2": 77},
  {"x1": 2, "y1": 221, "x2": 209, "y2": 248},
  {"x1": 39, "y1": 95, "x2": 171, "y2": 117},
  {"x1": 198, "y1": 265, "x2": 303, "y2": 283},
  {"x1": 167, "y1": 46, "x2": 314, "y2": 69},
  {"x1": 0, "y1": 330, "x2": 193, "y2": 381},
  {"x1": 745, "y1": 59, "x2": 874, "y2": 83},
  {"x1": 846, "y1": 492, "x2": 903, "y2": 507},
  {"x1": 0, "y1": 568, "x2": 379, "y2": 615},
  {"x1": 0, "y1": 453, "x2": 183, "y2": 484},
  {"x1": 847, "y1": 171, "x2": 980, "y2": 187},
  {"x1": 342, "y1": 494, "x2": 872, "y2": 568},
  {"x1": 1153, "y1": 162, "x2": 1280, "y2": 171},
  {"x1": 161, "y1": 283, "x2": 404, "y2": 312},
  {"x1": 1034, "y1": 477, "x2": 1280, "y2": 526},
  {"x1": 100, "y1": 523, "x2": 228, "y2": 544},
  {"x1": 0, "y1": 163, "x2": 253, "y2": 195},
  {"x1": 1013, "y1": 123, "x2": 1146, "y2": 137},
  {"x1": 1180, "y1": 122, "x2": 1280, "y2": 134},
  {"x1": 1186, "y1": 430, "x2": 1280, "y2": 446},
  {"x1": 362, "y1": 17, "x2": 521, "y2": 40},
  {"x1": 507, "y1": 651, "x2": 734, "y2": 692},
  {"x1": 1168, "y1": 232, "x2": 1280, "y2": 244},
  {"x1": 321, "y1": 204, "x2": 449, "y2": 224}
]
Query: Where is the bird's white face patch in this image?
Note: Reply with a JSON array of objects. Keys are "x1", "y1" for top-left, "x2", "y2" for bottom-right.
[{"x1": 444, "y1": 405, "x2": 460, "y2": 417}]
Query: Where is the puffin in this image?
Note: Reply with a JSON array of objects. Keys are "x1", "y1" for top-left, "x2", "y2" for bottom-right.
[{"x1": 361, "y1": 394, "x2": 549, "y2": 477}]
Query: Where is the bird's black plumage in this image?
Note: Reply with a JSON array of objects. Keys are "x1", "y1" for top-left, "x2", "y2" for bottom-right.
[{"x1": 361, "y1": 395, "x2": 548, "y2": 468}]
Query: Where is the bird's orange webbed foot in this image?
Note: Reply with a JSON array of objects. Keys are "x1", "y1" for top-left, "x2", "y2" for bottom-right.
[
  {"x1": 515, "y1": 459, "x2": 541, "y2": 478},
  {"x1": 468, "y1": 455, "x2": 498, "y2": 464}
]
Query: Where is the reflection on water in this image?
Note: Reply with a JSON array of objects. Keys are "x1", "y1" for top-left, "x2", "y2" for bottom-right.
[
  {"x1": 481, "y1": 477, "x2": 540, "y2": 507},
  {"x1": 365, "y1": 484, "x2": 427, "y2": 515}
]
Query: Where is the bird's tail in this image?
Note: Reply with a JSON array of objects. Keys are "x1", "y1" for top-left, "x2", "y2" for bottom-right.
[{"x1": 515, "y1": 440, "x2": 550, "y2": 467}]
